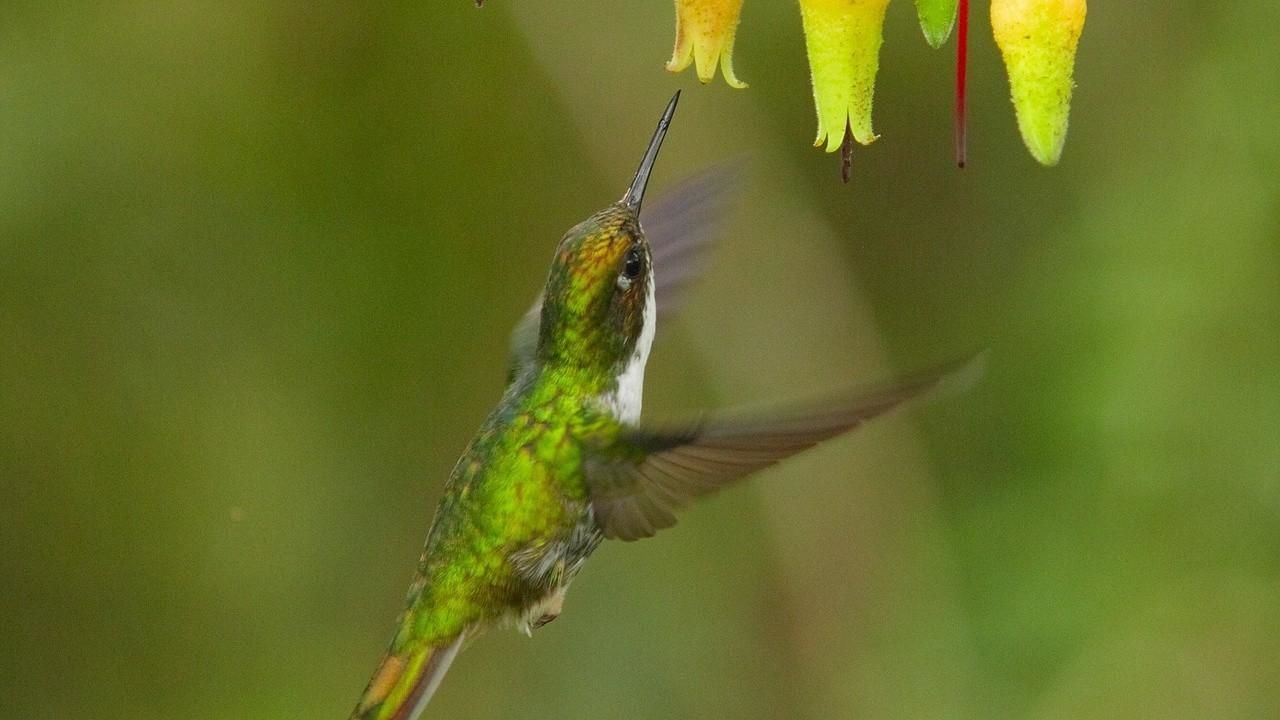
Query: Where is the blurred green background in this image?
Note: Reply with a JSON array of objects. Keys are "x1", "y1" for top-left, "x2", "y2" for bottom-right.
[{"x1": 2, "y1": 2, "x2": 1278, "y2": 718}]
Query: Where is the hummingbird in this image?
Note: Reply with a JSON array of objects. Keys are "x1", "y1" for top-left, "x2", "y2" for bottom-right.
[{"x1": 349, "y1": 91, "x2": 976, "y2": 720}]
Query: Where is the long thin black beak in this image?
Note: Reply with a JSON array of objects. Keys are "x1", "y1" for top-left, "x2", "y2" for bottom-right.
[{"x1": 621, "y1": 90, "x2": 680, "y2": 213}]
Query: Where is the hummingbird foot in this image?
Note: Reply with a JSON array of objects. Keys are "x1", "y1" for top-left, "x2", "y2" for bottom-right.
[{"x1": 517, "y1": 585, "x2": 567, "y2": 636}]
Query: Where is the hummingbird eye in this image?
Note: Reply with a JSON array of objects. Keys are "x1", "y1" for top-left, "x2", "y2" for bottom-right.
[{"x1": 622, "y1": 247, "x2": 643, "y2": 281}]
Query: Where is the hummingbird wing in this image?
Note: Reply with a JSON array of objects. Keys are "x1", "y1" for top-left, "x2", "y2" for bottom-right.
[
  {"x1": 506, "y1": 164, "x2": 741, "y2": 376},
  {"x1": 641, "y1": 161, "x2": 742, "y2": 308},
  {"x1": 584, "y1": 356, "x2": 984, "y2": 541}
]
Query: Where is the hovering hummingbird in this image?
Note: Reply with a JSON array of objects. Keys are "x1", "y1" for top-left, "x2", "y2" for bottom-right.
[{"x1": 350, "y1": 91, "x2": 975, "y2": 720}]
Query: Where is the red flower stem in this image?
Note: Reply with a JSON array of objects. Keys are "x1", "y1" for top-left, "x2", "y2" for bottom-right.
[{"x1": 955, "y1": 0, "x2": 969, "y2": 168}]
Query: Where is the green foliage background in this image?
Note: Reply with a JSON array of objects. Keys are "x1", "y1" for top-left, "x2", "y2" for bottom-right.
[{"x1": 2, "y1": 2, "x2": 1277, "y2": 718}]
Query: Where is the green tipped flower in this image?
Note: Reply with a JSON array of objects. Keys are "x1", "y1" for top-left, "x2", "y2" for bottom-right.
[
  {"x1": 482, "y1": 0, "x2": 1092, "y2": 175},
  {"x1": 915, "y1": 0, "x2": 958, "y2": 48},
  {"x1": 991, "y1": 0, "x2": 1087, "y2": 165},
  {"x1": 666, "y1": 0, "x2": 748, "y2": 88},
  {"x1": 799, "y1": 0, "x2": 892, "y2": 153}
]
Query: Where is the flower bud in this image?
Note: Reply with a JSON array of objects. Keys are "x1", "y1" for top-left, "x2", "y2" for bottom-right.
[
  {"x1": 915, "y1": 0, "x2": 958, "y2": 48},
  {"x1": 991, "y1": 0, "x2": 1087, "y2": 165}
]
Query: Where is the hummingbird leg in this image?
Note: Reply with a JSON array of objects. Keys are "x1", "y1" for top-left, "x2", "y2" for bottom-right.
[
  {"x1": 532, "y1": 586, "x2": 567, "y2": 629},
  {"x1": 521, "y1": 584, "x2": 568, "y2": 634}
]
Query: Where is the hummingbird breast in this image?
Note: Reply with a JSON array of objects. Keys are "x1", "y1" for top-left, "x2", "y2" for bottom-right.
[{"x1": 412, "y1": 350, "x2": 642, "y2": 643}]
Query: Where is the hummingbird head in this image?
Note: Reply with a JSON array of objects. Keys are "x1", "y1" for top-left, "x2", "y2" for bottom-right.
[{"x1": 535, "y1": 93, "x2": 679, "y2": 415}]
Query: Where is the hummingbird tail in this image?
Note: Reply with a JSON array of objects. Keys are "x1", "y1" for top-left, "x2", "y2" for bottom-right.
[{"x1": 350, "y1": 632, "x2": 466, "y2": 720}]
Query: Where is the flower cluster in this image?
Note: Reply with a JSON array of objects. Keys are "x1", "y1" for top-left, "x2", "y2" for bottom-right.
[{"x1": 664, "y1": 0, "x2": 1086, "y2": 172}]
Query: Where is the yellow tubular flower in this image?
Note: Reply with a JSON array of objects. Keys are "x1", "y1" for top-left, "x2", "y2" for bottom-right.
[
  {"x1": 666, "y1": 0, "x2": 748, "y2": 88},
  {"x1": 991, "y1": 0, "x2": 1087, "y2": 166},
  {"x1": 799, "y1": 0, "x2": 892, "y2": 152}
]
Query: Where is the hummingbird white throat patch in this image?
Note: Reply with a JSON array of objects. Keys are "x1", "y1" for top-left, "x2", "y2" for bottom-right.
[{"x1": 599, "y1": 267, "x2": 655, "y2": 425}]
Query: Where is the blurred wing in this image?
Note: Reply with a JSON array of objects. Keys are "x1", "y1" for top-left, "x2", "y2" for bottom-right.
[
  {"x1": 506, "y1": 163, "x2": 741, "y2": 377},
  {"x1": 585, "y1": 355, "x2": 985, "y2": 541},
  {"x1": 642, "y1": 161, "x2": 741, "y2": 315},
  {"x1": 507, "y1": 302, "x2": 542, "y2": 377}
]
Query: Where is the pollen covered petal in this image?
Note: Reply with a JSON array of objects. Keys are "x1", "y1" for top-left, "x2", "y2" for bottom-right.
[
  {"x1": 991, "y1": 0, "x2": 1087, "y2": 166},
  {"x1": 799, "y1": 0, "x2": 892, "y2": 153},
  {"x1": 666, "y1": 0, "x2": 748, "y2": 89},
  {"x1": 915, "y1": 0, "x2": 958, "y2": 48}
]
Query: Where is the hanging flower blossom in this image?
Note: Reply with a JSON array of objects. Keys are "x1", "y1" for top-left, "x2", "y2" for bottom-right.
[
  {"x1": 799, "y1": 0, "x2": 892, "y2": 153},
  {"x1": 991, "y1": 0, "x2": 1087, "y2": 165},
  {"x1": 666, "y1": 0, "x2": 748, "y2": 88},
  {"x1": 477, "y1": 0, "x2": 1090, "y2": 176},
  {"x1": 914, "y1": 0, "x2": 958, "y2": 48}
]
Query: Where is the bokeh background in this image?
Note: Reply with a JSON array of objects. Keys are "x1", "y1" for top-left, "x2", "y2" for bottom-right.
[{"x1": 3, "y1": 2, "x2": 1278, "y2": 718}]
